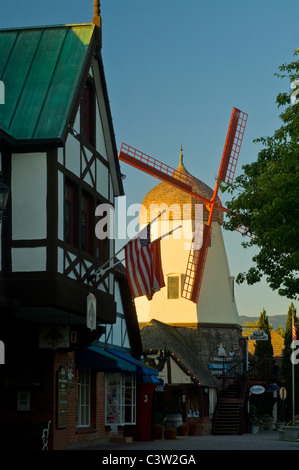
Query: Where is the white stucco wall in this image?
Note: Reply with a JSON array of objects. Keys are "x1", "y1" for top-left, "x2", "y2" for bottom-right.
[{"x1": 135, "y1": 217, "x2": 240, "y2": 326}]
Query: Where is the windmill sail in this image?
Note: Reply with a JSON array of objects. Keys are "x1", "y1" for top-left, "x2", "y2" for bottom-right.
[{"x1": 181, "y1": 108, "x2": 248, "y2": 302}]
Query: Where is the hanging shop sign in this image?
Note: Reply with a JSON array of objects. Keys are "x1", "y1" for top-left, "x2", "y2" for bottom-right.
[
  {"x1": 249, "y1": 330, "x2": 268, "y2": 341},
  {"x1": 250, "y1": 385, "x2": 265, "y2": 395},
  {"x1": 87, "y1": 293, "x2": 97, "y2": 331}
]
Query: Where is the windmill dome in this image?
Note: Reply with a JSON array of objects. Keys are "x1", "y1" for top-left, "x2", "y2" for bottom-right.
[{"x1": 139, "y1": 148, "x2": 224, "y2": 226}]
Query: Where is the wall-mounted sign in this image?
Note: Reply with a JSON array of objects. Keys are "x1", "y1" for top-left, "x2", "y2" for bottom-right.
[
  {"x1": 250, "y1": 385, "x2": 265, "y2": 395},
  {"x1": 265, "y1": 384, "x2": 280, "y2": 393},
  {"x1": 279, "y1": 387, "x2": 287, "y2": 400},
  {"x1": 39, "y1": 325, "x2": 70, "y2": 349},
  {"x1": 249, "y1": 330, "x2": 268, "y2": 341}
]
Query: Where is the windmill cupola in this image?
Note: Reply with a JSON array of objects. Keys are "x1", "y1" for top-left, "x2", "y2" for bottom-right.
[{"x1": 139, "y1": 147, "x2": 224, "y2": 226}]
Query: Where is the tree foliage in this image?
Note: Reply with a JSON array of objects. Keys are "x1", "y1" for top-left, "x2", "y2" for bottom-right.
[
  {"x1": 223, "y1": 51, "x2": 299, "y2": 299},
  {"x1": 254, "y1": 309, "x2": 273, "y2": 359}
]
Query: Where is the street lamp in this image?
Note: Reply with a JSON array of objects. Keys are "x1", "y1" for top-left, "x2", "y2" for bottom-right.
[{"x1": 0, "y1": 172, "x2": 10, "y2": 219}]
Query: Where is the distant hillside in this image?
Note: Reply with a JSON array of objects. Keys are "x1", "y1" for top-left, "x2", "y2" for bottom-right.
[{"x1": 240, "y1": 315, "x2": 287, "y2": 331}]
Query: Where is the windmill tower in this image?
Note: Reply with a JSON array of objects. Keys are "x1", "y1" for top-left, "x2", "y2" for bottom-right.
[
  {"x1": 118, "y1": 108, "x2": 248, "y2": 362},
  {"x1": 134, "y1": 145, "x2": 240, "y2": 327}
]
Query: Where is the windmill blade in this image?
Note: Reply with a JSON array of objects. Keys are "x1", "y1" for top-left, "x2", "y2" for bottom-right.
[
  {"x1": 236, "y1": 225, "x2": 256, "y2": 239},
  {"x1": 218, "y1": 108, "x2": 248, "y2": 184},
  {"x1": 181, "y1": 224, "x2": 212, "y2": 303},
  {"x1": 119, "y1": 143, "x2": 229, "y2": 213}
]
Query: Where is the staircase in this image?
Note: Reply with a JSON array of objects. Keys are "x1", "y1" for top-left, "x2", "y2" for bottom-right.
[
  {"x1": 212, "y1": 380, "x2": 246, "y2": 435},
  {"x1": 212, "y1": 356, "x2": 274, "y2": 435}
]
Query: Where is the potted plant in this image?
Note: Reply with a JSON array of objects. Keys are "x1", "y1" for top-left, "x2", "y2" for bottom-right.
[
  {"x1": 275, "y1": 421, "x2": 285, "y2": 431},
  {"x1": 187, "y1": 419, "x2": 199, "y2": 436},
  {"x1": 152, "y1": 423, "x2": 164, "y2": 440},
  {"x1": 178, "y1": 423, "x2": 189, "y2": 436},
  {"x1": 249, "y1": 404, "x2": 262, "y2": 433},
  {"x1": 282, "y1": 420, "x2": 299, "y2": 441},
  {"x1": 262, "y1": 414, "x2": 275, "y2": 431},
  {"x1": 164, "y1": 427, "x2": 177, "y2": 439}
]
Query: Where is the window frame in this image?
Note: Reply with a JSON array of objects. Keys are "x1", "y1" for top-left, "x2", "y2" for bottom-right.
[
  {"x1": 65, "y1": 180, "x2": 77, "y2": 247},
  {"x1": 105, "y1": 373, "x2": 136, "y2": 426},
  {"x1": 167, "y1": 275, "x2": 180, "y2": 299},
  {"x1": 81, "y1": 191, "x2": 92, "y2": 254},
  {"x1": 77, "y1": 369, "x2": 91, "y2": 428}
]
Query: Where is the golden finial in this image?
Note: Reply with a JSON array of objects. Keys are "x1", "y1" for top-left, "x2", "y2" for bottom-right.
[
  {"x1": 179, "y1": 145, "x2": 183, "y2": 164},
  {"x1": 93, "y1": 0, "x2": 101, "y2": 28}
]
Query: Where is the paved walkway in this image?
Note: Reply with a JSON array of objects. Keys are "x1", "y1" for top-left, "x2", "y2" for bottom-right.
[{"x1": 76, "y1": 430, "x2": 299, "y2": 451}]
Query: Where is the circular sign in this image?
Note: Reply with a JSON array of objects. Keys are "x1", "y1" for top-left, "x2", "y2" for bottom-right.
[
  {"x1": 280, "y1": 387, "x2": 287, "y2": 400},
  {"x1": 250, "y1": 385, "x2": 265, "y2": 395}
]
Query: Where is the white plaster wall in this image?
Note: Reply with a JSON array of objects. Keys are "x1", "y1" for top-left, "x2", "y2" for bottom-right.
[
  {"x1": 11, "y1": 152, "x2": 47, "y2": 240},
  {"x1": 115, "y1": 281, "x2": 124, "y2": 314},
  {"x1": 170, "y1": 357, "x2": 192, "y2": 384},
  {"x1": 12, "y1": 247, "x2": 47, "y2": 272},
  {"x1": 65, "y1": 133, "x2": 80, "y2": 177},
  {"x1": 135, "y1": 217, "x2": 240, "y2": 326},
  {"x1": 97, "y1": 160, "x2": 109, "y2": 199}
]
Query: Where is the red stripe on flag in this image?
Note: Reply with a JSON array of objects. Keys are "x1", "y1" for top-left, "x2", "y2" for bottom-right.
[
  {"x1": 293, "y1": 324, "x2": 297, "y2": 341},
  {"x1": 124, "y1": 237, "x2": 165, "y2": 300}
]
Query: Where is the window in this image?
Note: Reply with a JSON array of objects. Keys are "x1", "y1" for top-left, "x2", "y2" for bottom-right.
[
  {"x1": 80, "y1": 80, "x2": 95, "y2": 146},
  {"x1": 105, "y1": 373, "x2": 136, "y2": 425},
  {"x1": 122, "y1": 374, "x2": 136, "y2": 424},
  {"x1": 77, "y1": 369, "x2": 91, "y2": 427},
  {"x1": 65, "y1": 181, "x2": 76, "y2": 247},
  {"x1": 81, "y1": 192, "x2": 91, "y2": 253},
  {"x1": 64, "y1": 181, "x2": 108, "y2": 261},
  {"x1": 167, "y1": 275, "x2": 180, "y2": 299}
]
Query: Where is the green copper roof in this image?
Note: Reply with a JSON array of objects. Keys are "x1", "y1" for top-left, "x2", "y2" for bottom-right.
[{"x1": 0, "y1": 24, "x2": 96, "y2": 144}]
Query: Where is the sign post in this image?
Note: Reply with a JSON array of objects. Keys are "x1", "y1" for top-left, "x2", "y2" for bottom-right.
[{"x1": 279, "y1": 387, "x2": 287, "y2": 424}]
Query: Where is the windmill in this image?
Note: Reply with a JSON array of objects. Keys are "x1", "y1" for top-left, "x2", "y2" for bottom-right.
[{"x1": 118, "y1": 107, "x2": 248, "y2": 304}]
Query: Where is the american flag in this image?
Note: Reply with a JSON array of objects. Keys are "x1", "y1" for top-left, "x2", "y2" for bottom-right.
[
  {"x1": 293, "y1": 322, "x2": 297, "y2": 341},
  {"x1": 125, "y1": 224, "x2": 165, "y2": 300}
]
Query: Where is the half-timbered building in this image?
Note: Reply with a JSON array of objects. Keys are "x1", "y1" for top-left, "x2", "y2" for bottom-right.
[{"x1": 0, "y1": 6, "x2": 158, "y2": 450}]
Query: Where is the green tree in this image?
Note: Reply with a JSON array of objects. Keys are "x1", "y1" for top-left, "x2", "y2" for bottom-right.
[
  {"x1": 254, "y1": 309, "x2": 273, "y2": 359},
  {"x1": 222, "y1": 50, "x2": 299, "y2": 300}
]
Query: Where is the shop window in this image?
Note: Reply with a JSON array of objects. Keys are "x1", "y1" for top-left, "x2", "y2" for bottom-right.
[
  {"x1": 80, "y1": 79, "x2": 95, "y2": 146},
  {"x1": 167, "y1": 275, "x2": 180, "y2": 299},
  {"x1": 77, "y1": 369, "x2": 91, "y2": 427},
  {"x1": 105, "y1": 373, "x2": 136, "y2": 425}
]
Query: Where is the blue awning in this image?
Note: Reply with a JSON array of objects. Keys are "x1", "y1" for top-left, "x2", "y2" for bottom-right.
[
  {"x1": 105, "y1": 349, "x2": 161, "y2": 383},
  {"x1": 76, "y1": 346, "x2": 136, "y2": 372}
]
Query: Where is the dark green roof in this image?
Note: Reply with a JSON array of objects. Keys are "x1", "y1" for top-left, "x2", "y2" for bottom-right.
[{"x1": 0, "y1": 23, "x2": 96, "y2": 144}]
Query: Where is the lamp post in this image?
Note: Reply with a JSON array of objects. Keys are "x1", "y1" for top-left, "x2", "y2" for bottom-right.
[{"x1": 0, "y1": 172, "x2": 10, "y2": 220}]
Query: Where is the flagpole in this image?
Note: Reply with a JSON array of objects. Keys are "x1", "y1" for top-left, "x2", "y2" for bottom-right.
[
  {"x1": 94, "y1": 225, "x2": 182, "y2": 280},
  {"x1": 92, "y1": 210, "x2": 167, "y2": 278},
  {"x1": 292, "y1": 305, "x2": 295, "y2": 424}
]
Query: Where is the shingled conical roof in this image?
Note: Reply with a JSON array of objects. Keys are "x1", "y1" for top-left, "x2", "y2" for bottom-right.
[{"x1": 139, "y1": 148, "x2": 224, "y2": 225}]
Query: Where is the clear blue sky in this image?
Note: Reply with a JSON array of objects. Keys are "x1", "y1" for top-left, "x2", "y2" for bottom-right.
[{"x1": 0, "y1": 0, "x2": 297, "y2": 320}]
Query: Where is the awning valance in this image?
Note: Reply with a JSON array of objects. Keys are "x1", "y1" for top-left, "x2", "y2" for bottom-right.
[
  {"x1": 76, "y1": 346, "x2": 136, "y2": 372},
  {"x1": 76, "y1": 346, "x2": 161, "y2": 384},
  {"x1": 106, "y1": 349, "x2": 157, "y2": 375}
]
